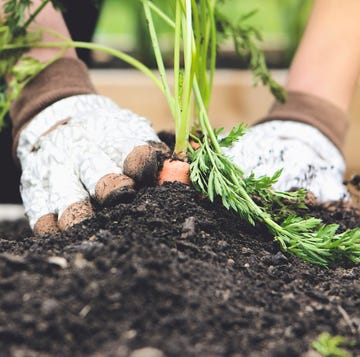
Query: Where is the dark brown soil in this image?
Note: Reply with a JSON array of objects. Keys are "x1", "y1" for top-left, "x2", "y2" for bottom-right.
[{"x1": 0, "y1": 183, "x2": 359, "y2": 357}]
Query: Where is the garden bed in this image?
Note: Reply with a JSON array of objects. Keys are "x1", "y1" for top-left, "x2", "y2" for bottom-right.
[{"x1": 0, "y1": 182, "x2": 359, "y2": 357}]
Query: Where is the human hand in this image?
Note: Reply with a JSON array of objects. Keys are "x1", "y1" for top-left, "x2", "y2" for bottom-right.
[
  {"x1": 17, "y1": 95, "x2": 169, "y2": 235},
  {"x1": 222, "y1": 120, "x2": 349, "y2": 203}
]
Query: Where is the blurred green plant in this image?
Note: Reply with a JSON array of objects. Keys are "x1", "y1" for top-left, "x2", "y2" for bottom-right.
[
  {"x1": 312, "y1": 332, "x2": 354, "y2": 357},
  {"x1": 96, "y1": 0, "x2": 312, "y2": 67}
]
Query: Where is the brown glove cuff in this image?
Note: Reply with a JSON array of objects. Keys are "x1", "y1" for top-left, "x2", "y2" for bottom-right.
[
  {"x1": 255, "y1": 91, "x2": 349, "y2": 155},
  {"x1": 10, "y1": 57, "x2": 96, "y2": 157}
]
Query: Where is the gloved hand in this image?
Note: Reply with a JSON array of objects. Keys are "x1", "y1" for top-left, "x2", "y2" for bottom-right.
[
  {"x1": 17, "y1": 94, "x2": 169, "y2": 235},
  {"x1": 222, "y1": 120, "x2": 349, "y2": 203}
]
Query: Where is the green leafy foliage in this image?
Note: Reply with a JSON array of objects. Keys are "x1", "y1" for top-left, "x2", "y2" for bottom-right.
[
  {"x1": 215, "y1": 8, "x2": 286, "y2": 103},
  {"x1": 0, "y1": 0, "x2": 49, "y2": 128},
  {"x1": 218, "y1": 123, "x2": 247, "y2": 147},
  {"x1": 189, "y1": 127, "x2": 360, "y2": 266},
  {"x1": 312, "y1": 332, "x2": 354, "y2": 357},
  {"x1": 275, "y1": 217, "x2": 360, "y2": 266},
  {"x1": 1, "y1": 0, "x2": 32, "y2": 33}
]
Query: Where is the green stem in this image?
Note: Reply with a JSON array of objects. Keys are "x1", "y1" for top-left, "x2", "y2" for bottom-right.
[
  {"x1": 148, "y1": 2, "x2": 176, "y2": 29},
  {"x1": 3, "y1": 40, "x2": 163, "y2": 92},
  {"x1": 200, "y1": 0, "x2": 211, "y2": 106},
  {"x1": 173, "y1": 1, "x2": 183, "y2": 154},
  {"x1": 174, "y1": 0, "x2": 194, "y2": 159},
  {"x1": 74, "y1": 41, "x2": 162, "y2": 89},
  {"x1": 193, "y1": 77, "x2": 222, "y2": 154},
  {"x1": 22, "y1": 0, "x2": 51, "y2": 30},
  {"x1": 142, "y1": 0, "x2": 175, "y2": 118},
  {"x1": 207, "y1": 0, "x2": 217, "y2": 105}
]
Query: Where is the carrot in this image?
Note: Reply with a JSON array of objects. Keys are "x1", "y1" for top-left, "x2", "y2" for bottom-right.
[
  {"x1": 158, "y1": 159, "x2": 191, "y2": 185},
  {"x1": 189, "y1": 139, "x2": 201, "y2": 150}
]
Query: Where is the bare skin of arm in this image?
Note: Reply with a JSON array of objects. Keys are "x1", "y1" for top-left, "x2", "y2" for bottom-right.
[{"x1": 286, "y1": 0, "x2": 360, "y2": 112}]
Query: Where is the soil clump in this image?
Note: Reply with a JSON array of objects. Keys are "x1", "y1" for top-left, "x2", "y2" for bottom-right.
[{"x1": 0, "y1": 183, "x2": 359, "y2": 356}]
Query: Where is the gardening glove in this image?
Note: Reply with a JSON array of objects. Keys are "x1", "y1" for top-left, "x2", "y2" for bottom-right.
[
  {"x1": 17, "y1": 94, "x2": 169, "y2": 236},
  {"x1": 223, "y1": 120, "x2": 348, "y2": 203}
]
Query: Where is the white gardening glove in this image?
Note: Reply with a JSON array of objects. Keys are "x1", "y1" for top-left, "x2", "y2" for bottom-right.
[
  {"x1": 222, "y1": 120, "x2": 349, "y2": 203},
  {"x1": 17, "y1": 94, "x2": 169, "y2": 235}
]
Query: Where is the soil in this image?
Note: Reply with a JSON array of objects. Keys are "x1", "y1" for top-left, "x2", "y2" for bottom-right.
[{"x1": 0, "y1": 183, "x2": 359, "y2": 357}]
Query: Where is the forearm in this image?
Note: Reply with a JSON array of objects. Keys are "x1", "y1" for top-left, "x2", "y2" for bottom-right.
[{"x1": 286, "y1": 0, "x2": 360, "y2": 112}]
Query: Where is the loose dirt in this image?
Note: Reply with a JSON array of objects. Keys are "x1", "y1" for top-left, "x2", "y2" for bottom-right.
[{"x1": 0, "y1": 183, "x2": 359, "y2": 356}]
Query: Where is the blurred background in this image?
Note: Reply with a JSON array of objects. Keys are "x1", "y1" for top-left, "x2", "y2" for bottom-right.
[
  {"x1": 92, "y1": 0, "x2": 312, "y2": 69},
  {"x1": 2, "y1": 0, "x2": 359, "y2": 206}
]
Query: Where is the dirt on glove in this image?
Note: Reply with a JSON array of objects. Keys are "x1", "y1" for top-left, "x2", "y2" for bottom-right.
[{"x1": 0, "y1": 183, "x2": 359, "y2": 357}]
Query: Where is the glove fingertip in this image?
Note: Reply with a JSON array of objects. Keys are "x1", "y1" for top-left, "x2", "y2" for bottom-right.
[
  {"x1": 95, "y1": 173, "x2": 136, "y2": 206},
  {"x1": 58, "y1": 200, "x2": 94, "y2": 232},
  {"x1": 123, "y1": 143, "x2": 170, "y2": 186},
  {"x1": 33, "y1": 213, "x2": 61, "y2": 237}
]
